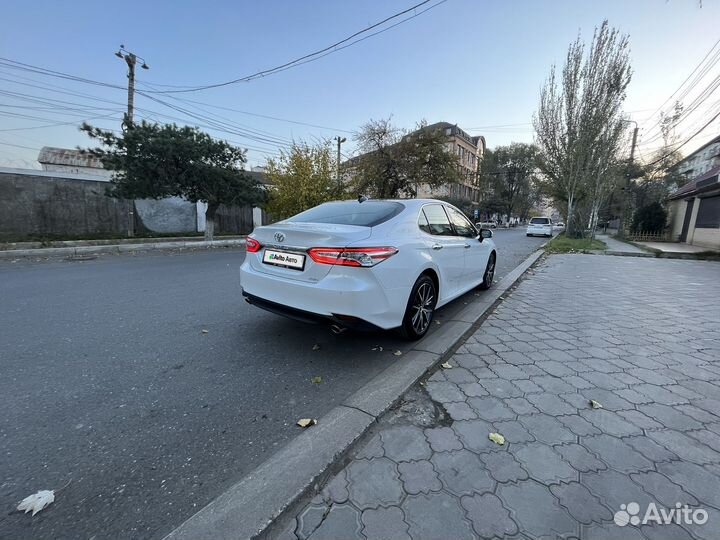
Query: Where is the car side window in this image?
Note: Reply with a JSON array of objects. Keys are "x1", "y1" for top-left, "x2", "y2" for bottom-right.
[
  {"x1": 421, "y1": 205, "x2": 454, "y2": 236},
  {"x1": 445, "y1": 206, "x2": 477, "y2": 238},
  {"x1": 418, "y1": 211, "x2": 432, "y2": 234}
]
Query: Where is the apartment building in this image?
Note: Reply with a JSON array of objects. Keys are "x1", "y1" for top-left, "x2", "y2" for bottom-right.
[{"x1": 415, "y1": 122, "x2": 486, "y2": 201}]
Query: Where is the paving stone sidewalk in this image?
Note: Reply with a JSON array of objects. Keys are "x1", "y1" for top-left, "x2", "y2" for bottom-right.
[{"x1": 272, "y1": 254, "x2": 720, "y2": 540}]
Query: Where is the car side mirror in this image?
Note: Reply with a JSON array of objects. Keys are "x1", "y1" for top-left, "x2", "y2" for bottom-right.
[{"x1": 478, "y1": 229, "x2": 493, "y2": 242}]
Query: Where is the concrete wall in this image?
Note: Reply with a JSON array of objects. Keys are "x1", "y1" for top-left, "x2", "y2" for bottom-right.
[
  {"x1": 669, "y1": 199, "x2": 687, "y2": 239},
  {"x1": 691, "y1": 227, "x2": 720, "y2": 250},
  {"x1": 0, "y1": 170, "x2": 130, "y2": 240},
  {"x1": 135, "y1": 197, "x2": 196, "y2": 234},
  {"x1": 0, "y1": 169, "x2": 258, "y2": 240}
]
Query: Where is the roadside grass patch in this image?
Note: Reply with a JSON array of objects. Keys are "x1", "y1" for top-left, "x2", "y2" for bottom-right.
[{"x1": 545, "y1": 234, "x2": 607, "y2": 253}]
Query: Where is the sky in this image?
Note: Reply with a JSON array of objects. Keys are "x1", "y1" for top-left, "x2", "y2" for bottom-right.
[{"x1": 1, "y1": 0, "x2": 718, "y2": 170}]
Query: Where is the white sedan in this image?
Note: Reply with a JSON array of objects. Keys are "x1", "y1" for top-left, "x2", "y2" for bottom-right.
[{"x1": 240, "y1": 199, "x2": 497, "y2": 340}]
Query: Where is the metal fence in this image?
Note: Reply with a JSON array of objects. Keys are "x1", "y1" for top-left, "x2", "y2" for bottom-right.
[{"x1": 625, "y1": 231, "x2": 672, "y2": 242}]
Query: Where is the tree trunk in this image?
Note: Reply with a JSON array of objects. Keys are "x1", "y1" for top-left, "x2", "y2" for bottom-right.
[
  {"x1": 566, "y1": 192, "x2": 575, "y2": 237},
  {"x1": 205, "y1": 202, "x2": 220, "y2": 241}
]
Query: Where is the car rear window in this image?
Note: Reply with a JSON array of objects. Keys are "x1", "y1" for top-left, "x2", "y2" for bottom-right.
[
  {"x1": 530, "y1": 218, "x2": 550, "y2": 225},
  {"x1": 288, "y1": 201, "x2": 404, "y2": 227}
]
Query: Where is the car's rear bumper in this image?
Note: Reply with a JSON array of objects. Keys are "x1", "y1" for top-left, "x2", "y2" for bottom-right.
[
  {"x1": 239, "y1": 261, "x2": 409, "y2": 330},
  {"x1": 241, "y1": 291, "x2": 383, "y2": 331},
  {"x1": 526, "y1": 227, "x2": 553, "y2": 235}
]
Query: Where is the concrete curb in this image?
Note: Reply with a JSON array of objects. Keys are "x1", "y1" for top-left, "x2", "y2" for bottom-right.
[
  {"x1": 0, "y1": 239, "x2": 246, "y2": 259},
  {"x1": 163, "y1": 248, "x2": 546, "y2": 540},
  {"x1": 585, "y1": 248, "x2": 719, "y2": 260}
]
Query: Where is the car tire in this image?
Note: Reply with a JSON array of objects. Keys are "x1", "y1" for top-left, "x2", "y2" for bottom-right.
[
  {"x1": 478, "y1": 252, "x2": 496, "y2": 290},
  {"x1": 399, "y1": 275, "x2": 437, "y2": 341}
]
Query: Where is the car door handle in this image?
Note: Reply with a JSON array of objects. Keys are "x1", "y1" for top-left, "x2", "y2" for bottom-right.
[{"x1": 432, "y1": 243, "x2": 443, "y2": 250}]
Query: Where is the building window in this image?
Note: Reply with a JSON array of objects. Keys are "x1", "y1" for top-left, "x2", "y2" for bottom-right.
[{"x1": 695, "y1": 195, "x2": 720, "y2": 228}]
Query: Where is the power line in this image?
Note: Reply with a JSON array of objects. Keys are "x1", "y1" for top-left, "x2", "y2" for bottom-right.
[
  {"x1": 644, "y1": 108, "x2": 720, "y2": 168},
  {"x1": 639, "y1": 74, "x2": 720, "y2": 146},
  {"x1": 0, "y1": 140, "x2": 41, "y2": 151},
  {"x1": 147, "y1": 0, "x2": 445, "y2": 94},
  {"x1": 0, "y1": 57, "x2": 124, "y2": 91},
  {"x1": 139, "y1": 87, "x2": 354, "y2": 133},
  {"x1": 641, "y1": 37, "x2": 720, "y2": 130},
  {"x1": 0, "y1": 70, "x2": 297, "y2": 150}
]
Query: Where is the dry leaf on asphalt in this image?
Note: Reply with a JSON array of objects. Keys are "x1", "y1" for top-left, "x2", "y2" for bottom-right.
[
  {"x1": 441, "y1": 362, "x2": 452, "y2": 369},
  {"x1": 372, "y1": 346, "x2": 384, "y2": 352},
  {"x1": 201, "y1": 329, "x2": 209, "y2": 334},
  {"x1": 488, "y1": 432, "x2": 506, "y2": 445},
  {"x1": 296, "y1": 418, "x2": 317, "y2": 428},
  {"x1": 312, "y1": 344, "x2": 320, "y2": 351},
  {"x1": 17, "y1": 490, "x2": 55, "y2": 516},
  {"x1": 393, "y1": 350, "x2": 403, "y2": 356},
  {"x1": 311, "y1": 376, "x2": 323, "y2": 384},
  {"x1": 589, "y1": 399, "x2": 603, "y2": 409}
]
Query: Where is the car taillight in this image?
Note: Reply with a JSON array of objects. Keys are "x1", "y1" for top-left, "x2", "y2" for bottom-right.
[
  {"x1": 308, "y1": 247, "x2": 398, "y2": 267},
  {"x1": 246, "y1": 237, "x2": 262, "y2": 253}
]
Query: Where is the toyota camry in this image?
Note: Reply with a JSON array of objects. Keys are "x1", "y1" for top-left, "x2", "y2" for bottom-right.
[{"x1": 240, "y1": 199, "x2": 496, "y2": 340}]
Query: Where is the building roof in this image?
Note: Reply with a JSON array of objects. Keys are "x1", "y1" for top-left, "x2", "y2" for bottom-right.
[
  {"x1": 669, "y1": 163, "x2": 720, "y2": 200},
  {"x1": 415, "y1": 122, "x2": 481, "y2": 148},
  {"x1": 38, "y1": 146, "x2": 105, "y2": 169}
]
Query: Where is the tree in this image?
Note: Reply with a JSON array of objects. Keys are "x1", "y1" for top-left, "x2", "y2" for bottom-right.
[
  {"x1": 632, "y1": 201, "x2": 668, "y2": 233},
  {"x1": 533, "y1": 20, "x2": 632, "y2": 237},
  {"x1": 351, "y1": 118, "x2": 461, "y2": 198},
  {"x1": 482, "y1": 143, "x2": 541, "y2": 221},
  {"x1": 81, "y1": 122, "x2": 264, "y2": 240},
  {"x1": 265, "y1": 141, "x2": 338, "y2": 220}
]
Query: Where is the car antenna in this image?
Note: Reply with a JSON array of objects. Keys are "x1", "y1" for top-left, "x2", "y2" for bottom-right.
[{"x1": 358, "y1": 194, "x2": 369, "y2": 203}]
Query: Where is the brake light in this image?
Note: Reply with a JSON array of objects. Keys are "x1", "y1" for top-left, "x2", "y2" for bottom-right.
[
  {"x1": 246, "y1": 237, "x2": 262, "y2": 253},
  {"x1": 308, "y1": 247, "x2": 398, "y2": 267}
]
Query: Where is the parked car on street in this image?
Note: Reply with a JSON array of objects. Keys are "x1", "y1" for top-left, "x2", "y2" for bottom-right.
[
  {"x1": 526, "y1": 216, "x2": 554, "y2": 237},
  {"x1": 240, "y1": 199, "x2": 497, "y2": 340},
  {"x1": 475, "y1": 220, "x2": 497, "y2": 229},
  {"x1": 556, "y1": 222, "x2": 565, "y2": 228}
]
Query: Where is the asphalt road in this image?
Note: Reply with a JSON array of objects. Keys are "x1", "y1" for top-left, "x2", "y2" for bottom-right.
[{"x1": 0, "y1": 228, "x2": 550, "y2": 540}]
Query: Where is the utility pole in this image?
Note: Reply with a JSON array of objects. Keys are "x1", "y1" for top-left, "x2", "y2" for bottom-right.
[
  {"x1": 334, "y1": 136, "x2": 346, "y2": 191},
  {"x1": 115, "y1": 45, "x2": 149, "y2": 236},
  {"x1": 618, "y1": 120, "x2": 639, "y2": 239}
]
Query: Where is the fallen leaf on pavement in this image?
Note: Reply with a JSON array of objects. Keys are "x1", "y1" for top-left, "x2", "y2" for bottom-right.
[
  {"x1": 311, "y1": 376, "x2": 323, "y2": 384},
  {"x1": 17, "y1": 490, "x2": 55, "y2": 516},
  {"x1": 201, "y1": 329, "x2": 209, "y2": 334},
  {"x1": 372, "y1": 346, "x2": 384, "y2": 352},
  {"x1": 312, "y1": 344, "x2": 320, "y2": 351},
  {"x1": 297, "y1": 418, "x2": 317, "y2": 428},
  {"x1": 393, "y1": 350, "x2": 402, "y2": 356},
  {"x1": 589, "y1": 399, "x2": 603, "y2": 409},
  {"x1": 488, "y1": 432, "x2": 506, "y2": 445},
  {"x1": 435, "y1": 320, "x2": 442, "y2": 325},
  {"x1": 441, "y1": 362, "x2": 452, "y2": 369}
]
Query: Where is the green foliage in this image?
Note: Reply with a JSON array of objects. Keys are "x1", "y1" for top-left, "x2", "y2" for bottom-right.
[
  {"x1": 631, "y1": 202, "x2": 667, "y2": 233},
  {"x1": 81, "y1": 122, "x2": 264, "y2": 240},
  {"x1": 545, "y1": 234, "x2": 607, "y2": 253},
  {"x1": 351, "y1": 118, "x2": 461, "y2": 198},
  {"x1": 435, "y1": 196, "x2": 474, "y2": 217},
  {"x1": 265, "y1": 141, "x2": 339, "y2": 220},
  {"x1": 481, "y1": 143, "x2": 541, "y2": 220},
  {"x1": 533, "y1": 20, "x2": 632, "y2": 237}
]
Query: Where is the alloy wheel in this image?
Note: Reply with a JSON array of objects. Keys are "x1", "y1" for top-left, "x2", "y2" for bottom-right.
[{"x1": 410, "y1": 282, "x2": 434, "y2": 334}]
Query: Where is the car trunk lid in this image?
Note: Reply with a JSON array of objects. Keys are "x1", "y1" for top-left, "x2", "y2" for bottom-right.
[{"x1": 248, "y1": 222, "x2": 372, "y2": 283}]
